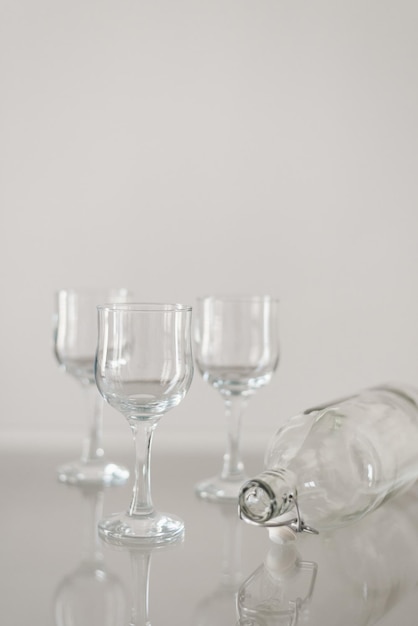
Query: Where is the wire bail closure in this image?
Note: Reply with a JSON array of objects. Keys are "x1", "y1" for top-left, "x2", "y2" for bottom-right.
[{"x1": 239, "y1": 492, "x2": 319, "y2": 535}]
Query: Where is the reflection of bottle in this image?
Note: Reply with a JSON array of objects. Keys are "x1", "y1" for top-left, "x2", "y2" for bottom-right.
[
  {"x1": 238, "y1": 486, "x2": 418, "y2": 625},
  {"x1": 238, "y1": 528, "x2": 316, "y2": 626},
  {"x1": 194, "y1": 503, "x2": 243, "y2": 625},
  {"x1": 239, "y1": 384, "x2": 418, "y2": 534},
  {"x1": 54, "y1": 485, "x2": 127, "y2": 626}
]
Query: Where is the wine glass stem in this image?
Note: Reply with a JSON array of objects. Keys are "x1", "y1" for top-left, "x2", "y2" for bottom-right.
[
  {"x1": 81, "y1": 384, "x2": 104, "y2": 463},
  {"x1": 221, "y1": 394, "x2": 247, "y2": 481},
  {"x1": 128, "y1": 419, "x2": 157, "y2": 517}
]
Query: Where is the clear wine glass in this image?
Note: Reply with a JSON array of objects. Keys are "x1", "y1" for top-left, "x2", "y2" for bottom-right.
[
  {"x1": 194, "y1": 295, "x2": 279, "y2": 502},
  {"x1": 54, "y1": 288, "x2": 131, "y2": 486},
  {"x1": 95, "y1": 303, "x2": 194, "y2": 544}
]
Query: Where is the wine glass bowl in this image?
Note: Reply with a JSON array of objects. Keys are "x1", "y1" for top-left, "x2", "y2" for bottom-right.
[
  {"x1": 194, "y1": 296, "x2": 279, "y2": 502},
  {"x1": 53, "y1": 288, "x2": 131, "y2": 486},
  {"x1": 95, "y1": 303, "x2": 193, "y2": 545}
]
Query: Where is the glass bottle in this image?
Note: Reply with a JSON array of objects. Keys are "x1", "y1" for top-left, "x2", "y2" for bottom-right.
[
  {"x1": 239, "y1": 384, "x2": 418, "y2": 534},
  {"x1": 238, "y1": 482, "x2": 418, "y2": 625}
]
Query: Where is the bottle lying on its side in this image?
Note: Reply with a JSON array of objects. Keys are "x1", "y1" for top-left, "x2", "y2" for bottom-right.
[{"x1": 239, "y1": 383, "x2": 418, "y2": 534}]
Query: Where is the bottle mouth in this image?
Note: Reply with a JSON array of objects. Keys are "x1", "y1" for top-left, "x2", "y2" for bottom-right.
[
  {"x1": 239, "y1": 475, "x2": 319, "y2": 535},
  {"x1": 238, "y1": 479, "x2": 279, "y2": 523}
]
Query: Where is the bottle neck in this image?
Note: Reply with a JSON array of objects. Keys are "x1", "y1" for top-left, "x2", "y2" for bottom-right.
[{"x1": 239, "y1": 468, "x2": 297, "y2": 524}]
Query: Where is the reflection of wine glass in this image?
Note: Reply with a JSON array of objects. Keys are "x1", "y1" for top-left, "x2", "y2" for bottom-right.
[
  {"x1": 101, "y1": 532, "x2": 184, "y2": 626},
  {"x1": 54, "y1": 484, "x2": 128, "y2": 625},
  {"x1": 95, "y1": 303, "x2": 194, "y2": 544},
  {"x1": 194, "y1": 502, "x2": 243, "y2": 625},
  {"x1": 54, "y1": 288, "x2": 131, "y2": 485},
  {"x1": 194, "y1": 296, "x2": 279, "y2": 502}
]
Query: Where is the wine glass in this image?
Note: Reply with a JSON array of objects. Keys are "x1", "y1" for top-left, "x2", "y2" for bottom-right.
[
  {"x1": 54, "y1": 288, "x2": 131, "y2": 486},
  {"x1": 95, "y1": 303, "x2": 194, "y2": 544},
  {"x1": 194, "y1": 295, "x2": 279, "y2": 502}
]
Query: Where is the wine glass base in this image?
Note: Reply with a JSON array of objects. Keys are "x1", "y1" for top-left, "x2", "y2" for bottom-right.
[
  {"x1": 57, "y1": 459, "x2": 130, "y2": 487},
  {"x1": 98, "y1": 511, "x2": 185, "y2": 546},
  {"x1": 195, "y1": 475, "x2": 248, "y2": 503}
]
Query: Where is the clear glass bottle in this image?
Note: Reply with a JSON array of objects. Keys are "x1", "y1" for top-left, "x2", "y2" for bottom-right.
[
  {"x1": 238, "y1": 482, "x2": 418, "y2": 625},
  {"x1": 239, "y1": 384, "x2": 418, "y2": 534}
]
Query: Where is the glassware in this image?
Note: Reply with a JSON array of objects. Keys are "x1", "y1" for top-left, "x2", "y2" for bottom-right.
[
  {"x1": 239, "y1": 383, "x2": 418, "y2": 535},
  {"x1": 95, "y1": 303, "x2": 194, "y2": 544},
  {"x1": 193, "y1": 295, "x2": 280, "y2": 501},
  {"x1": 238, "y1": 483, "x2": 418, "y2": 625},
  {"x1": 54, "y1": 288, "x2": 131, "y2": 485}
]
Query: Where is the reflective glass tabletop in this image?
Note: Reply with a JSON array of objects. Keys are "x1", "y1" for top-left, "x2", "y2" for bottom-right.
[{"x1": 2, "y1": 437, "x2": 418, "y2": 625}]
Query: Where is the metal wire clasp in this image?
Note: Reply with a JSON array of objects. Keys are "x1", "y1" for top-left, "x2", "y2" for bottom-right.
[{"x1": 239, "y1": 492, "x2": 319, "y2": 535}]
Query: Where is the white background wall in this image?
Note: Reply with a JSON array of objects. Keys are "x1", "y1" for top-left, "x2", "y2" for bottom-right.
[{"x1": 1, "y1": 0, "x2": 418, "y2": 452}]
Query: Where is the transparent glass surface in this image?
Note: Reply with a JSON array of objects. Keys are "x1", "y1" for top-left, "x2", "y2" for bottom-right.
[
  {"x1": 193, "y1": 296, "x2": 280, "y2": 502},
  {"x1": 2, "y1": 437, "x2": 418, "y2": 625},
  {"x1": 53, "y1": 288, "x2": 132, "y2": 486},
  {"x1": 95, "y1": 303, "x2": 194, "y2": 545}
]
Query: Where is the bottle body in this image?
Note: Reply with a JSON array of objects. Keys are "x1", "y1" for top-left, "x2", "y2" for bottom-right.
[{"x1": 239, "y1": 384, "x2": 418, "y2": 532}]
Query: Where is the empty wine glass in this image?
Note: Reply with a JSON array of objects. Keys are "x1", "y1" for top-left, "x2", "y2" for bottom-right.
[
  {"x1": 194, "y1": 296, "x2": 279, "y2": 502},
  {"x1": 95, "y1": 303, "x2": 194, "y2": 544},
  {"x1": 54, "y1": 288, "x2": 131, "y2": 486}
]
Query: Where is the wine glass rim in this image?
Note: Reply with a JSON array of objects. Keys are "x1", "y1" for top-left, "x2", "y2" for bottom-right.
[
  {"x1": 97, "y1": 302, "x2": 192, "y2": 312},
  {"x1": 197, "y1": 295, "x2": 279, "y2": 303},
  {"x1": 56, "y1": 287, "x2": 131, "y2": 296}
]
